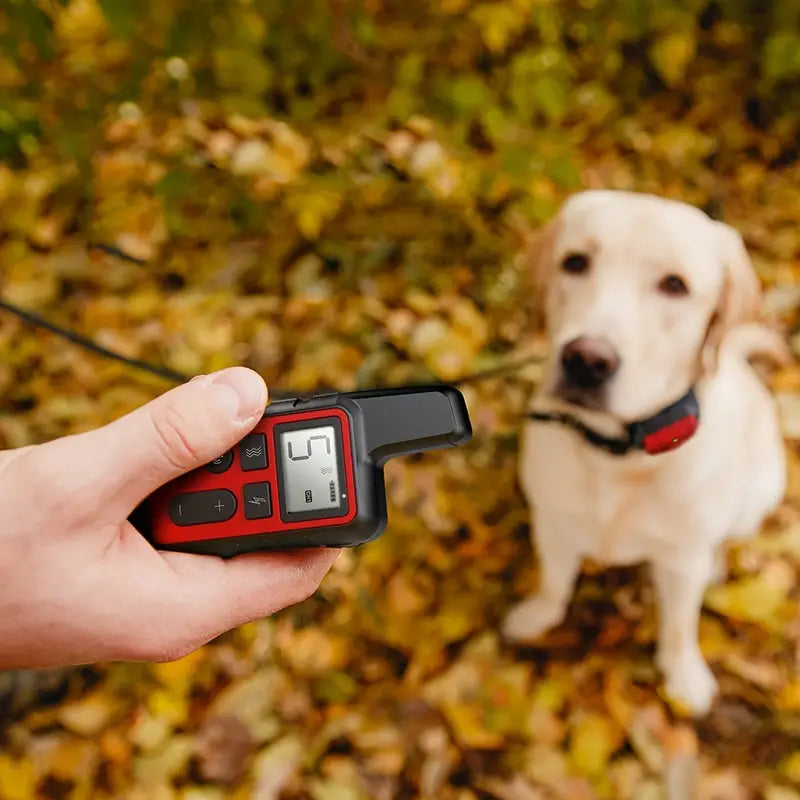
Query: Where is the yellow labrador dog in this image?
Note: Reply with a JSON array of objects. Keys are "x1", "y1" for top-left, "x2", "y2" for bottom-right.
[{"x1": 503, "y1": 190, "x2": 788, "y2": 715}]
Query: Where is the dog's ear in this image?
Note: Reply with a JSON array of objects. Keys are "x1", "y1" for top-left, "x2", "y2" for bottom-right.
[
  {"x1": 700, "y1": 222, "x2": 763, "y2": 373},
  {"x1": 714, "y1": 222, "x2": 763, "y2": 328}
]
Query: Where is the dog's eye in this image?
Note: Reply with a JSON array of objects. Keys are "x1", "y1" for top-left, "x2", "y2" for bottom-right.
[
  {"x1": 658, "y1": 274, "x2": 689, "y2": 296},
  {"x1": 561, "y1": 253, "x2": 590, "y2": 275}
]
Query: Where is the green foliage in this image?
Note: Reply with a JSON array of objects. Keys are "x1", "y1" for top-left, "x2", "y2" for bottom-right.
[{"x1": 1, "y1": 0, "x2": 799, "y2": 258}]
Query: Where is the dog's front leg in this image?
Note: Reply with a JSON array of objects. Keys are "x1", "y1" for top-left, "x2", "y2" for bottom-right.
[
  {"x1": 652, "y1": 554, "x2": 718, "y2": 715},
  {"x1": 502, "y1": 510, "x2": 582, "y2": 642}
]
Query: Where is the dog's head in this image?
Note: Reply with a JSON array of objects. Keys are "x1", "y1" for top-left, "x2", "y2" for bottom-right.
[{"x1": 525, "y1": 190, "x2": 763, "y2": 421}]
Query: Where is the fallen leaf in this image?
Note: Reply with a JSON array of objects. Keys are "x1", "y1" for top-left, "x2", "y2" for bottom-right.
[
  {"x1": 650, "y1": 31, "x2": 697, "y2": 87},
  {"x1": 779, "y1": 752, "x2": 800, "y2": 784},
  {"x1": 478, "y1": 776, "x2": 546, "y2": 800},
  {"x1": 57, "y1": 693, "x2": 120, "y2": 737},
  {"x1": 152, "y1": 650, "x2": 207, "y2": 687},
  {"x1": 704, "y1": 560, "x2": 795, "y2": 630},
  {"x1": 0, "y1": 755, "x2": 36, "y2": 800},
  {"x1": 629, "y1": 706, "x2": 668, "y2": 773},
  {"x1": 207, "y1": 668, "x2": 281, "y2": 741},
  {"x1": 133, "y1": 736, "x2": 194, "y2": 785},
  {"x1": 252, "y1": 735, "x2": 304, "y2": 800},
  {"x1": 309, "y1": 777, "x2": 369, "y2": 800},
  {"x1": 569, "y1": 711, "x2": 622, "y2": 779},
  {"x1": 764, "y1": 786, "x2": 800, "y2": 800},
  {"x1": 195, "y1": 715, "x2": 253, "y2": 786}
]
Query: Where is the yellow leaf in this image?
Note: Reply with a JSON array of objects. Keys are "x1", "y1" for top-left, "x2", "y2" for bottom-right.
[
  {"x1": 435, "y1": 603, "x2": 478, "y2": 642},
  {"x1": 704, "y1": 560, "x2": 794, "y2": 630},
  {"x1": 55, "y1": 0, "x2": 109, "y2": 47},
  {"x1": 697, "y1": 615, "x2": 735, "y2": 660},
  {"x1": 442, "y1": 702, "x2": 505, "y2": 749},
  {"x1": 603, "y1": 666, "x2": 634, "y2": 732},
  {"x1": 309, "y1": 778, "x2": 369, "y2": 800},
  {"x1": 277, "y1": 627, "x2": 350, "y2": 674},
  {"x1": 750, "y1": 523, "x2": 800, "y2": 559},
  {"x1": 650, "y1": 31, "x2": 697, "y2": 87},
  {"x1": 100, "y1": 728, "x2": 132, "y2": 766},
  {"x1": 252, "y1": 735, "x2": 304, "y2": 798},
  {"x1": 569, "y1": 712, "x2": 620, "y2": 778},
  {"x1": 777, "y1": 681, "x2": 800, "y2": 711},
  {"x1": 386, "y1": 570, "x2": 429, "y2": 615},
  {"x1": 134, "y1": 736, "x2": 194, "y2": 785},
  {"x1": 365, "y1": 746, "x2": 405, "y2": 776},
  {"x1": 130, "y1": 712, "x2": 172, "y2": 752},
  {"x1": 50, "y1": 738, "x2": 100, "y2": 781},
  {"x1": 148, "y1": 688, "x2": 190, "y2": 726},
  {"x1": 181, "y1": 788, "x2": 227, "y2": 800},
  {"x1": 779, "y1": 752, "x2": 800, "y2": 784},
  {"x1": 57, "y1": 693, "x2": 119, "y2": 736},
  {"x1": 530, "y1": 679, "x2": 566, "y2": 714},
  {"x1": 0, "y1": 755, "x2": 36, "y2": 800},
  {"x1": 523, "y1": 743, "x2": 569, "y2": 786},
  {"x1": 152, "y1": 648, "x2": 207, "y2": 687},
  {"x1": 471, "y1": 4, "x2": 522, "y2": 54},
  {"x1": 765, "y1": 786, "x2": 800, "y2": 800},
  {"x1": 231, "y1": 140, "x2": 273, "y2": 176},
  {"x1": 290, "y1": 190, "x2": 342, "y2": 239},
  {"x1": 209, "y1": 668, "x2": 282, "y2": 736},
  {"x1": 408, "y1": 140, "x2": 446, "y2": 177},
  {"x1": 630, "y1": 780, "x2": 664, "y2": 800},
  {"x1": 720, "y1": 652, "x2": 781, "y2": 690}
]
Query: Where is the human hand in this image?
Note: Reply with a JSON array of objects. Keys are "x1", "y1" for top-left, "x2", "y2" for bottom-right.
[{"x1": 0, "y1": 368, "x2": 339, "y2": 668}]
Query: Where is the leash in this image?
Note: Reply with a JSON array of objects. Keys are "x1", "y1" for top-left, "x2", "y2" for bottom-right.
[
  {"x1": 0, "y1": 296, "x2": 539, "y2": 396},
  {"x1": 2, "y1": 241, "x2": 541, "y2": 393},
  {"x1": 2, "y1": 292, "x2": 701, "y2": 456},
  {"x1": 0, "y1": 298, "x2": 191, "y2": 386}
]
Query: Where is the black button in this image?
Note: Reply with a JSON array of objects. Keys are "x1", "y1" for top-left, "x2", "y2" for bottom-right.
[
  {"x1": 243, "y1": 482, "x2": 272, "y2": 519},
  {"x1": 168, "y1": 490, "x2": 237, "y2": 526},
  {"x1": 206, "y1": 450, "x2": 233, "y2": 473},
  {"x1": 240, "y1": 433, "x2": 268, "y2": 471}
]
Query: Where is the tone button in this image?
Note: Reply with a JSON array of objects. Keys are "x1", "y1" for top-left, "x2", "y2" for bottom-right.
[{"x1": 240, "y1": 433, "x2": 268, "y2": 471}]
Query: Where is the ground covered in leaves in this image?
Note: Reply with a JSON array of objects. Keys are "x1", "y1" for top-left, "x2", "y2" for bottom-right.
[{"x1": 1, "y1": 0, "x2": 800, "y2": 798}]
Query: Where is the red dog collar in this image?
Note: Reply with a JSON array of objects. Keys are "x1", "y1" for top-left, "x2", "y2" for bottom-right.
[{"x1": 527, "y1": 388, "x2": 700, "y2": 456}]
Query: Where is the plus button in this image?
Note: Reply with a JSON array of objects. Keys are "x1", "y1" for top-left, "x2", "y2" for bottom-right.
[{"x1": 167, "y1": 489, "x2": 237, "y2": 526}]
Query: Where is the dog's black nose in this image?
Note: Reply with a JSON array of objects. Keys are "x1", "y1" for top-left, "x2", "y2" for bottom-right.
[{"x1": 560, "y1": 337, "x2": 620, "y2": 389}]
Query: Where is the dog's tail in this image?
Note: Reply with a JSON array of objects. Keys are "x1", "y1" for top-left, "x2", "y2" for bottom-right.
[{"x1": 720, "y1": 322, "x2": 793, "y2": 369}]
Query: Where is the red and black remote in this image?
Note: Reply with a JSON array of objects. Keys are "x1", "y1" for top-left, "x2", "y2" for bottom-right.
[{"x1": 134, "y1": 385, "x2": 472, "y2": 557}]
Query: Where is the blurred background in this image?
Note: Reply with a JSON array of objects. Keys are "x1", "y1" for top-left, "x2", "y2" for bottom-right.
[{"x1": 1, "y1": 0, "x2": 800, "y2": 797}]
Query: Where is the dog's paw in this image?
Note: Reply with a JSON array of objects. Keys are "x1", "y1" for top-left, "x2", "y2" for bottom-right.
[
  {"x1": 661, "y1": 651, "x2": 718, "y2": 716},
  {"x1": 501, "y1": 596, "x2": 564, "y2": 642}
]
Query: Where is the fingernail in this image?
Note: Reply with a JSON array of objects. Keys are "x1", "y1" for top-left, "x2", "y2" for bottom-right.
[{"x1": 210, "y1": 368, "x2": 268, "y2": 422}]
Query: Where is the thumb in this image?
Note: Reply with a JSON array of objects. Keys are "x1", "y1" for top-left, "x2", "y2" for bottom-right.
[{"x1": 67, "y1": 367, "x2": 268, "y2": 514}]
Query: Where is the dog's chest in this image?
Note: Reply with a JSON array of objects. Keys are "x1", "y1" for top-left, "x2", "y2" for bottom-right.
[
  {"x1": 521, "y1": 426, "x2": 698, "y2": 565},
  {"x1": 582, "y1": 467, "x2": 664, "y2": 563}
]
